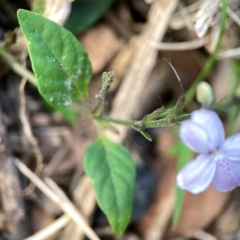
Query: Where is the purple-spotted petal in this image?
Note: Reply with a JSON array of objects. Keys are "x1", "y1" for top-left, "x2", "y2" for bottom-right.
[
  {"x1": 177, "y1": 154, "x2": 216, "y2": 194},
  {"x1": 180, "y1": 120, "x2": 212, "y2": 154},
  {"x1": 222, "y1": 133, "x2": 240, "y2": 161},
  {"x1": 191, "y1": 109, "x2": 225, "y2": 149},
  {"x1": 212, "y1": 157, "x2": 240, "y2": 192}
]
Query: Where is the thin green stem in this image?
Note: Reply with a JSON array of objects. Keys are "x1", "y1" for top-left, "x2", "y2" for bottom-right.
[
  {"x1": 185, "y1": 0, "x2": 227, "y2": 105},
  {"x1": 99, "y1": 113, "x2": 190, "y2": 129},
  {"x1": 0, "y1": 48, "x2": 37, "y2": 86},
  {"x1": 227, "y1": 60, "x2": 240, "y2": 135}
]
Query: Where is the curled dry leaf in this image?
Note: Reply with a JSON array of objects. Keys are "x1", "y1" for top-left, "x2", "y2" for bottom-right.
[{"x1": 41, "y1": 0, "x2": 72, "y2": 25}]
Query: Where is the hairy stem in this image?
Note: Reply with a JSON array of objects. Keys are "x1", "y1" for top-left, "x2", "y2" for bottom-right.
[{"x1": 99, "y1": 113, "x2": 190, "y2": 129}]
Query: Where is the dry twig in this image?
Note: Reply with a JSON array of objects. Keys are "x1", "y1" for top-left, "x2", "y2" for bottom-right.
[
  {"x1": 14, "y1": 158, "x2": 100, "y2": 240},
  {"x1": 60, "y1": 175, "x2": 96, "y2": 240},
  {"x1": 149, "y1": 36, "x2": 209, "y2": 51},
  {"x1": 170, "y1": 1, "x2": 201, "y2": 30},
  {"x1": 43, "y1": 142, "x2": 69, "y2": 175},
  {"x1": 194, "y1": 0, "x2": 220, "y2": 37},
  {"x1": 24, "y1": 214, "x2": 70, "y2": 240},
  {"x1": 19, "y1": 77, "x2": 44, "y2": 195},
  {"x1": 217, "y1": 47, "x2": 240, "y2": 59}
]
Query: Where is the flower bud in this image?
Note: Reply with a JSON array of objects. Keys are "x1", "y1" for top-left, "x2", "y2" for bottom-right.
[{"x1": 196, "y1": 82, "x2": 214, "y2": 108}]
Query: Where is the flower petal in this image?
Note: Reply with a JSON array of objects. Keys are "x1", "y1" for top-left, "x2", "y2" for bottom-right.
[
  {"x1": 177, "y1": 154, "x2": 216, "y2": 194},
  {"x1": 191, "y1": 109, "x2": 225, "y2": 149},
  {"x1": 212, "y1": 157, "x2": 240, "y2": 192},
  {"x1": 222, "y1": 133, "x2": 240, "y2": 161},
  {"x1": 180, "y1": 120, "x2": 212, "y2": 153}
]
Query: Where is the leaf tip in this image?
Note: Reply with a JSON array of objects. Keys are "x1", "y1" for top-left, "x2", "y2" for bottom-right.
[{"x1": 17, "y1": 8, "x2": 27, "y2": 19}]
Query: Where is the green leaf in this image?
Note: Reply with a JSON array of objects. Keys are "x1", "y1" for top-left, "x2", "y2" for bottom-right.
[
  {"x1": 143, "y1": 106, "x2": 165, "y2": 121},
  {"x1": 17, "y1": 9, "x2": 92, "y2": 109},
  {"x1": 138, "y1": 130, "x2": 152, "y2": 142},
  {"x1": 65, "y1": 0, "x2": 115, "y2": 34},
  {"x1": 170, "y1": 139, "x2": 192, "y2": 228},
  {"x1": 84, "y1": 136, "x2": 136, "y2": 235}
]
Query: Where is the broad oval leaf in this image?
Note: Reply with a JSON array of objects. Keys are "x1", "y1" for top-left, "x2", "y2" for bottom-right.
[
  {"x1": 17, "y1": 9, "x2": 92, "y2": 108},
  {"x1": 84, "y1": 136, "x2": 136, "y2": 235}
]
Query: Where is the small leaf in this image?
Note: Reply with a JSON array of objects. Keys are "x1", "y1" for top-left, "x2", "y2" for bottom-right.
[
  {"x1": 172, "y1": 95, "x2": 186, "y2": 116},
  {"x1": 132, "y1": 121, "x2": 152, "y2": 142},
  {"x1": 65, "y1": 0, "x2": 115, "y2": 34},
  {"x1": 143, "y1": 106, "x2": 165, "y2": 121},
  {"x1": 138, "y1": 130, "x2": 152, "y2": 142},
  {"x1": 84, "y1": 136, "x2": 136, "y2": 235},
  {"x1": 167, "y1": 95, "x2": 186, "y2": 122},
  {"x1": 17, "y1": 9, "x2": 92, "y2": 109}
]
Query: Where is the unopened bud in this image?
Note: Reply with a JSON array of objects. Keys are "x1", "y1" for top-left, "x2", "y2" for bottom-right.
[{"x1": 196, "y1": 82, "x2": 213, "y2": 108}]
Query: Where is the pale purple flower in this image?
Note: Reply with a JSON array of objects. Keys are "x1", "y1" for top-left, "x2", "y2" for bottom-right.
[{"x1": 177, "y1": 109, "x2": 240, "y2": 194}]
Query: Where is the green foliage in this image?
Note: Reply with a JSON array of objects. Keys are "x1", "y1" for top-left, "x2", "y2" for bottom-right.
[
  {"x1": 227, "y1": 60, "x2": 240, "y2": 135},
  {"x1": 64, "y1": 0, "x2": 115, "y2": 34},
  {"x1": 17, "y1": 9, "x2": 92, "y2": 109},
  {"x1": 16, "y1": 8, "x2": 193, "y2": 237},
  {"x1": 84, "y1": 135, "x2": 136, "y2": 235},
  {"x1": 167, "y1": 96, "x2": 186, "y2": 120},
  {"x1": 169, "y1": 139, "x2": 192, "y2": 228}
]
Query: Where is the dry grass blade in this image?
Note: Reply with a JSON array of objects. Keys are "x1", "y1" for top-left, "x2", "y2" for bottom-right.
[
  {"x1": 225, "y1": 6, "x2": 240, "y2": 26},
  {"x1": 217, "y1": 47, "x2": 240, "y2": 59},
  {"x1": 44, "y1": 177, "x2": 73, "y2": 203},
  {"x1": 14, "y1": 159, "x2": 100, "y2": 240},
  {"x1": 43, "y1": 142, "x2": 69, "y2": 175},
  {"x1": 170, "y1": 1, "x2": 201, "y2": 30},
  {"x1": 60, "y1": 175, "x2": 96, "y2": 240},
  {"x1": 194, "y1": 0, "x2": 220, "y2": 37},
  {"x1": 149, "y1": 36, "x2": 209, "y2": 51},
  {"x1": 24, "y1": 214, "x2": 70, "y2": 240},
  {"x1": 19, "y1": 77, "x2": 43, "y2": 195},
  {"x1": 0, "y1": 48, "x2": 36, "y2": 85},
  {"x1": 178, "y1": 1, "x2": 195, "y2": 34}
]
